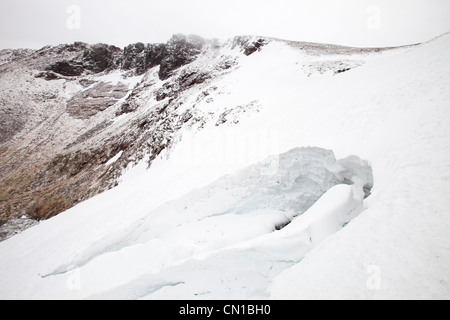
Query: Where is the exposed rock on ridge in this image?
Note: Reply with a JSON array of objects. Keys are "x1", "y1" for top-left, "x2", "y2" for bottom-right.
[
  {"x1": 0, "y1": 33, "x2": 381, "y2": 240},
  {"x1": 41, "y1": 34, "x2": 206, "y2": 81}
]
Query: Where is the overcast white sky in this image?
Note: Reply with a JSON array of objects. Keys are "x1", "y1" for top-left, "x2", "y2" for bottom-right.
[{"x1": 0, "y1": 0, "x2": 449, "y2": 49}]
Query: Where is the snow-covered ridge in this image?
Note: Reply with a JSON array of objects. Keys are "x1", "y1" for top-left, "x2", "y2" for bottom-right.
[
  {"x1": 0, "y1": 32, "x2": 449, "y2": 299},
  {"x1": 0, "y1": 33, "x2": 381, "y2": 232},
  {"x1": 0, "y1": 147, "x2": 372, "y2": 299}
]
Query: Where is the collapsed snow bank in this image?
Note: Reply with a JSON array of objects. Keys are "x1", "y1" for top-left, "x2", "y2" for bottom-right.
[{"x1": 0, "y1": 147, "x2": 371, "y2": 299}]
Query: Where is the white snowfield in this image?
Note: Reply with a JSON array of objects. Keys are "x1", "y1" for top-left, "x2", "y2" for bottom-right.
[{"x1": 0, "y1": 33, "x2": 450, "y2": 300}]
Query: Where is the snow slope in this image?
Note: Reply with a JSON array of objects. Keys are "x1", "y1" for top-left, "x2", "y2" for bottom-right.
[{"x1": 0, "y1": 33, "x2": 449, "y2": 299}]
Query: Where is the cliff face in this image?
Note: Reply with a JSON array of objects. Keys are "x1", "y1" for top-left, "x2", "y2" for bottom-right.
[{"x1": 0, "y1": 33, "x2": 381, "y2": 237}]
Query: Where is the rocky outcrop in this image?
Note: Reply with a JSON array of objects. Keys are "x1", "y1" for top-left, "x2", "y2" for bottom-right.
[
  {"x1": 117, "y1": 66, "x2": 212, "y2": 117},
  {"x1": 154, "y1": 69, "x2": 211, "y2": 102},
  {"x1": 0, "y1": 217, "x2": 38, "y2": 241},
  {"x1": 81, "y1": 44, "x2": 122, "y2": 73},
  {"x1": 0, "y1": 33, "x2": 257, "y2": 237},
  {"x1": 0, "y1": 49, "x2": 35, "y2": 66},
  {"x1": 45, "y1": 43, "x2": 122, "y2": 77},
  {"x1": 0, "y1": 98, "x2": 27, "y2": 145},
  {"x1": 67, "y1": 82, "x2": 129, "y2": 119},
  {"x1": 46, "y1": 60, "x2": 85, "y2": 77},
  {"x1": 231, "y1": 36, "x2": 268, "y2": 56}
]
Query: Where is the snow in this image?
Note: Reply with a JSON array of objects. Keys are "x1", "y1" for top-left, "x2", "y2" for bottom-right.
[
  {"x1": 93, "y1": 184, "x2": 363, "y2": 300},
  {"x1": 0, "y1": 33, "x2": 450, "y2": 300},
  {"x1": 93, "y1": 69, "x2": 144, "y2": 88}
]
